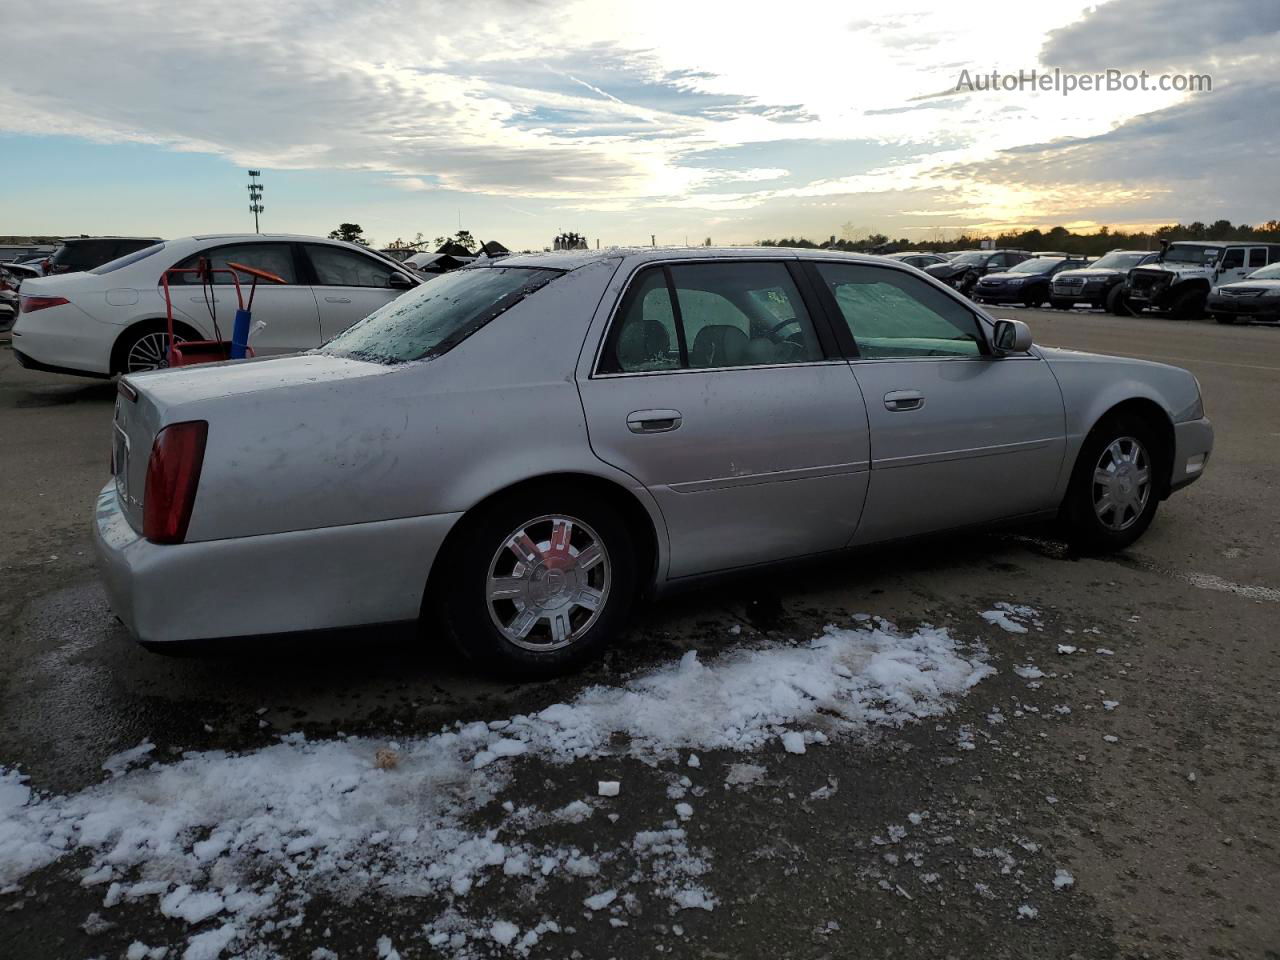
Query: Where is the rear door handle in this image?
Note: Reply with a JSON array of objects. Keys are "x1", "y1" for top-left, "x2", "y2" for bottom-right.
[
  {"x1": 324, "y1": 297, "x2": 352, "y2": 304},
  {"x1": 884, "y1": 390, "x2": 924, "y2": 412},
  {"x1": 626, "y1": 409, "x2": 683, "y2": 433}
]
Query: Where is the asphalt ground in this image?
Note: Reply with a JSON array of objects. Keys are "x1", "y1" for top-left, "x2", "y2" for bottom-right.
[{"x1": 1, "y1": 308, "x2": 1277, "y2": 959}]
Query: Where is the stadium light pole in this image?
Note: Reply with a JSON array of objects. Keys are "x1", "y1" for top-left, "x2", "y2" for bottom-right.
[{"x1": 247, "y1": 170, "x2": 264, "y2": 234}]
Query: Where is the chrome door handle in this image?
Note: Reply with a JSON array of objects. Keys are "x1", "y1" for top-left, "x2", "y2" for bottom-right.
[
  {"x1": 626, "y1": 409, "x2": 682, "y2": 433},
  {"x1": 884, "y1": 390, "x2": 924, "y2": 412},
  {"x1": 324, "y1": 297, "x2": 352, "y2": 304}
]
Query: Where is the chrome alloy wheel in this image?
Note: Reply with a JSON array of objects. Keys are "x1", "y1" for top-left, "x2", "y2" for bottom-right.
[
  {"x1": 485, "y1": 514, "x2": 611, "y2": 651},
  {"x1": 126, "y1": 331, "x2": 184, "y2": 373},
  {"x1": 1092, "y1": 436, "x2": 1151, "y2": 532}
]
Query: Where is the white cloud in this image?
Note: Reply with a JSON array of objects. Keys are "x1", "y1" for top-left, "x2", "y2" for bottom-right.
[{"x1": 0, "y1": 0, "x2": 1269, "y2": 242}]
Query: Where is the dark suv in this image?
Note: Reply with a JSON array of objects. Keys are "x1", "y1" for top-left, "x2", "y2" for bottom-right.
[
  {"x1": 1049, "y1": 250, "x2": 1159, "y2": 313},
  {"x1": 43, "y1": 237, "x2": 162, "y2": 275},
  {"x1": 924, "y1": 249, "x2": 1031, "y2": 295}
]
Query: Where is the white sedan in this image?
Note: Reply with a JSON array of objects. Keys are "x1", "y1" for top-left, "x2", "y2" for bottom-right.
[{"x1": 11, "y1": 234, "x2": 420, "y2": 377}]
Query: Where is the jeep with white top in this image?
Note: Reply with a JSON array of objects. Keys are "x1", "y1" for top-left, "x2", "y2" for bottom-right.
[{"x1": 1124, "y1": 240, "x2": 1280, "y2": 320}]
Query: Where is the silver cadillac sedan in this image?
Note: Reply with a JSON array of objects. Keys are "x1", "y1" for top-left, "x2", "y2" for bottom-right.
[{"x1": 95, "y1": 248, "x2": 1213, "y2": 676}]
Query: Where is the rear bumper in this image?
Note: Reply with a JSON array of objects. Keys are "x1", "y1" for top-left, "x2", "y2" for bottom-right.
[
  {"x1": 92, "y1": 483, "x2": 461, "y2": 643},
  {"x1": 10, "y1": 303, "x2": 115, "y2": 376},
  {"x1": 1169, "y1": 417, "x2": 1213, "y2": 494}
]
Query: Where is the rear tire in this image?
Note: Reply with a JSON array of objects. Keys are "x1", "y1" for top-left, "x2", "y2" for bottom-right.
[
  {"x1": 112, "y1": 321, "x2": 194, "y2": 375},
  {"x1": 439, "y1": 489, "x2": 637, "y2": 678},
  {"x1": 1062, "y1": 414, "x2": 1162, "y2": 553}
]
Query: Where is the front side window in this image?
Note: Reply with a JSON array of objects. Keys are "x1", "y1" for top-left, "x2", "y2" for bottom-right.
[
  {"x1": 322, "y1": 265, "x2": 560, "y2": 363},
  {"x1": 815, "y1": 262, "x2": 985, "y2": 359},
  {"x1": 1221, "y1": 248, "x2": 1246, "y2": 270},
  {"x1": 601, "y1": 261, "x2": 824, "y2": 374},
  {"x1": 305, "y1": 244, "x2": 397, "y2": 287},
  {"x1": 173, "y1": 243, "x2": 298, "y2": 285}
]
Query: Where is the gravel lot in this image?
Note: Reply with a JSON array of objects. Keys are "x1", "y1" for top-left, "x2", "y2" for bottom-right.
[{"x1": 1, "y1": 309, "x2": 1277, "y2": 959}]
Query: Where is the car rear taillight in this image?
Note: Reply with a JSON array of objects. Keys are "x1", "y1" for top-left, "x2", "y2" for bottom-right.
[
  {"x1": 20, "y1": 295, "x2": 70, "y2": 313},
  {"x1": 143, "y1": 421, "x2": 208, "y2": 544}
]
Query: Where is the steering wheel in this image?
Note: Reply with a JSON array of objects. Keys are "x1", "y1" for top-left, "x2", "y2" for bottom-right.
[{"x1": 764, "y1": 317, "x2": 801, "y2": 341}]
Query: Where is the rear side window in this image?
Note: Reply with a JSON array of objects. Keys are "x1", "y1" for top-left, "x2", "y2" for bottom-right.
[
  {"x1": 815, "y1": 262, "x2": 984, "y2": 359},
  {"x1": 304, "y1": 244, "x2": 397, "y2": 288},
  {"x1": 172, "y1": 243, "x2": 298, "y2": 285},
  {"x1": 1248, "y1": 248, "x2": 1268, "y2": 268},
  {"x1": 600, "y1": 261, "x2": 824, "y2": 373},
  {"x1": 90, "y1": 243, "x2": 166, "y2": 275},
  {"x1": 322, "y1": 266, "x2": 560, "y2": 363}
]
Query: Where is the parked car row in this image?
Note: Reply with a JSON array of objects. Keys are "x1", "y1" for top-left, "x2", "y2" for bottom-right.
[{"x1": 0, "y1": 261, "x2": 42, "y2": 332}]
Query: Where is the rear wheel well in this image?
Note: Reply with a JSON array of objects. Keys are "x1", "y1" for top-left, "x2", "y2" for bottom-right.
[
  {"x1": 1083, "y1": 399, "x2": 1175, "y2": 498},
  {"x1": 421, "y1": 473, "x2": 660, "y2": 619},
  {"x1": 110, "y1": 318, "x2": 201, "y2": 375}
]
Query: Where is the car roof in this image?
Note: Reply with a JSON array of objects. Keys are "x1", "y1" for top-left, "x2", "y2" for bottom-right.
[
  {"x1": 490, "y1": 246, "x2": 985, "y2": 271},
  {"x1": 59, "y1": 236, "x2": 161, "y2": 243},
  {"x1": 1168, "y1": 240, "x2": 1280, "y2": 248}
]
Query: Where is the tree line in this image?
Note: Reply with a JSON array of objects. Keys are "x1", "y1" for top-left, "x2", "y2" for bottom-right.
[{"x1": 759, "y1": 220, "x2": 1280, "y2": 256}]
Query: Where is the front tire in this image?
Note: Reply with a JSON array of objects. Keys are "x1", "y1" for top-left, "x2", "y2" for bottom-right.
[
  {"x1": 440, "y1": 490, "x2": 637, "y2": 678},
  {"x1": 1062, "y1": 415, "x2": 1161, "y2": 553},
  {"x1": 1169, "y1": 286, "x2": 1207, "y2": 321},
  {"x1": 1104, "y1": 284, "x2": 1126, "y2": 315}
]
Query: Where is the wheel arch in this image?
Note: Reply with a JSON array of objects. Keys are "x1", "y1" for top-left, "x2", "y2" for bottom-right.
[
  {"x1": 109, "y1": 316, "x2": 202, "y2": 375},
  {"x1": 421, "y1": 471, "x2": 664, "y2": 619},
  {"x1": 1080, "y1": 397, "x2": 1176, "y2": 499}
]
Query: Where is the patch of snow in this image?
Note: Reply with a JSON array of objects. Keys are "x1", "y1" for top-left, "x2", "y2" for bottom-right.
[
  {"x1": 686, "y1": 754, "x2": 700, "y2": 769},
  {"x1": 1102, "y1": 700, "x2": 1119, "y2": 711},
  {"x1": 1053, "y1": 868, "x2": 1074, "y2": 890},
  {"x1": 1017, "y1": 904, "x2": 1039, "y2": 920},
  {"x1": 583, "y1": 889, "x2": 617, "y2": 911},
  {"x1": 489, "y1": 921, "x2": 519, "y2": 946},
  {"x1": 0, "y1": 619, "x2": 990, "y2": 953},
  {"x1": 674, "y1": 803, "x2": 693, "y2": 820},
  {"x1": 780, "y1": 732, "x2": 806, "y2": 755},
  {"x1": 1013, "y1": 664, "x2": 1045, "y2": 679},
  {"x1": 1057, "y1": 644, "x2": 1078, "y2": 655},
  {"x1": 1102, "y1": 735, "x2": 1119, "y2": 744},
  {"x1": 597, "y1": 781, "x2": 620, "y2": 797},
  {"x1": 102, "y1": 742, "x2": 155, "y2": 779}
]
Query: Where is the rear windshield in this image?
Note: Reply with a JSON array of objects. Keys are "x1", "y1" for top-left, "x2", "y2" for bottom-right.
[
  {"x1": 1090, "y1": 252, "x2": 1149, "y2": 270},
  {"x1": 322, "y1": 265, "x2": 561, "y2": 363},
  {"x1": 90, "y1": 242, "x2": 167, "y2": 275}
]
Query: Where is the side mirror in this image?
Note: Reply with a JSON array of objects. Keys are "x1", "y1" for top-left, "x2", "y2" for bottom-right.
[
  {"x1": 992, "y1": 318, "x2": 1033, "y2": 353},
  {"x1": 388, "y1": 272, "x2": 415, "y2": 289}
]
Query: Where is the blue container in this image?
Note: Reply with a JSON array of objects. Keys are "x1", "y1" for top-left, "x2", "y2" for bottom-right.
[{"x1": 230, "y1": 308, "x2": 252, "y2": 359}]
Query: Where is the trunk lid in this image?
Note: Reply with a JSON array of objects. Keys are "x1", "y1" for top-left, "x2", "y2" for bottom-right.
[{"x1": 113, "y1": 352, "x2": 389, "y2": 533}]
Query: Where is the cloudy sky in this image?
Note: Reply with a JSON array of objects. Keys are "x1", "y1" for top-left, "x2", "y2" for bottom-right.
[{"x1": 2, "y1": 0, "x2": 1276, "y2": 249}]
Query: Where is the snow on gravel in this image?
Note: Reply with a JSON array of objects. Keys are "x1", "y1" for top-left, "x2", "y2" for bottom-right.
[
  {"x1": 980, "y1": 602, "x2": 1042, "y2": 635},
  {"x1": 0, "y1": 618, "x2": 993, "y2": 957}
]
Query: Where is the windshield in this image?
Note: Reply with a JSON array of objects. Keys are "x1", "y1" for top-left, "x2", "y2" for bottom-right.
[
  {"x1": 1090, "y1": 252, "x2": 1148, "y2": 270},
  {"x1": 1162, "y1": 244, "x2": 1221, "y2": 265},
  {"x1": 89, "y1": 243, "x2": 166, "y2": 275},
  {"x1": 1246, "y1": 262, "x2": 1280, "y2": 280},
  {"x1": 1009, "y1": 258, "x2": 1063, "y2": 275},
  {"x1": 948, "y1": 252, "x2": 987, "y2": 266},
  {"x1": 322, "y1": 265, "x2": 561, "y2": 363}
]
